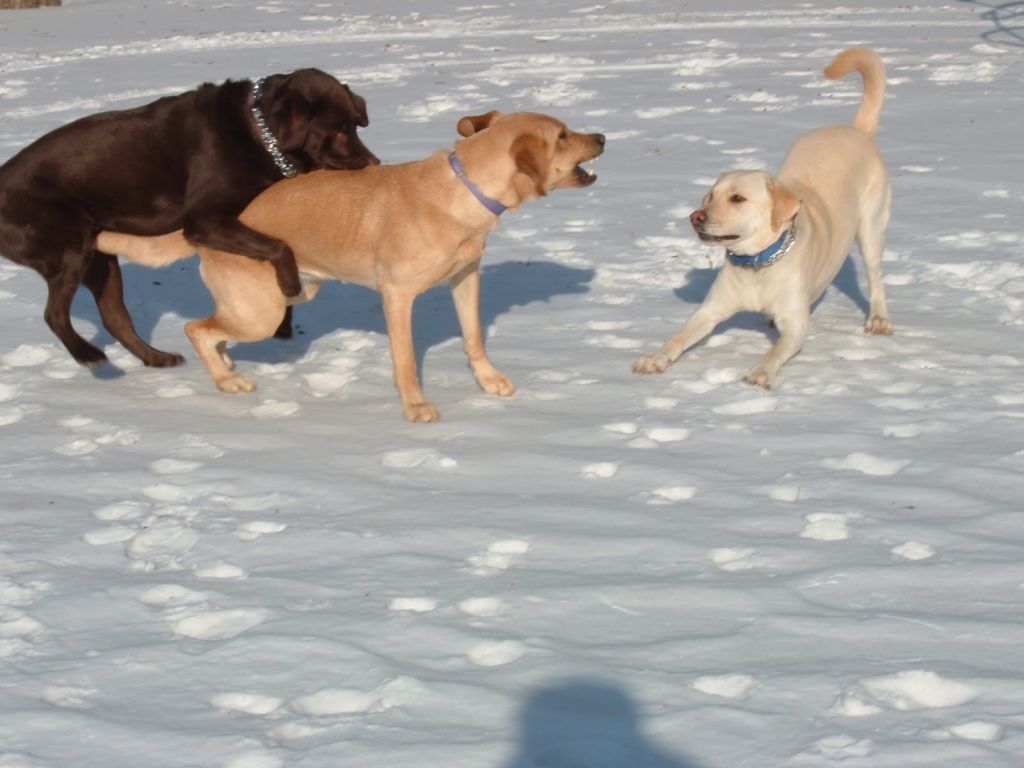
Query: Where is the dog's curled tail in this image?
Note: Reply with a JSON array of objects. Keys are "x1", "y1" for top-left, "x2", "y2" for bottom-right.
[{"x1": 824, "y1": 47, "x2": 885, "y2": 137}]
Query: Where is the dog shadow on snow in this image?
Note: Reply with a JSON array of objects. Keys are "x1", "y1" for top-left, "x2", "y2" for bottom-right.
[
  {"x1": 672, "y1": 253, "x2": 870, "y2": 344},
  {"x1": 73, "y1": 258, "x2": 595, "y2": 376}
]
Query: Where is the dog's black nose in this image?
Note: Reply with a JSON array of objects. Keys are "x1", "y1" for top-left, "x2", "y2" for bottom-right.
[
  {"x1": 593, "y1": 133, "x2": 606, "y2": 147},
  {"x1": 690, "y1": 209, "x2": 707, "y2": 226}
]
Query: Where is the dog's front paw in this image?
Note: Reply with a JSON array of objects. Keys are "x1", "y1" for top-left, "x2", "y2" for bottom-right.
[
  {"x1": 743, "y1": 368, "x2": 775, "y2": 389},
  {"x1": 478, "y1": 370, "x2": 516, "y2": 397},
  {"x1": 404, "y1": 401, "x2": 440, "y2": 423},
  {"x1": 864, "y1": 315, "x2": 893, "y2": 336},
  {"x1": 215, "y1": 373, "x2": 256, "y2": 393},
  {"x1": 633, "y1": 352, "x2": 673, "y2": 374}
]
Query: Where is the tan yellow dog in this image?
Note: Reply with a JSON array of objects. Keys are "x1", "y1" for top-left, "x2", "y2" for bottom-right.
[{"x1": 98, "y1": 111, "x2": 604, "y2": 422}]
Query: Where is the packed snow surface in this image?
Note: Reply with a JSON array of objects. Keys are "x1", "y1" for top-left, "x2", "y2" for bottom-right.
[{"x1": 1, "y1": 1, "x2": 1022, "y2": 767}]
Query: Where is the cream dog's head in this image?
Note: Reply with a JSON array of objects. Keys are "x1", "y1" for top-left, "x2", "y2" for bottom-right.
[
  {"x1": 454, "y1": 111, "x2": 605, "y2": 208},
  {"x1": 689, "y1": 171, "x2": 801, "y2": 256}
]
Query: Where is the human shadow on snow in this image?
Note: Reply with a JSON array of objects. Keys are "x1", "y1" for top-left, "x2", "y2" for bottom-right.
[
  {"x1": 72, "y1": 258, "x2": 595, "y2": 375},
  {"x1": 503, "y1": 680, "x2": 702, "y2": 768}
]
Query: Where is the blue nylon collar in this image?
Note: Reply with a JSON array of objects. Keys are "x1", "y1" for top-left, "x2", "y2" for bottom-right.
[
  {"x1": 727, "y1": 226, "x2": 793, "y2": 269},
  {"x1": 449, "y1": 152, "x2": 507, "y2": 216}
]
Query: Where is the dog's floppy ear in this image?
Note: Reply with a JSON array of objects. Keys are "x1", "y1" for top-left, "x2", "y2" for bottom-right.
[
  {"x1": 457, "y1": 110, "x2": 503, "y2": 137},
  {"x1": 510, "y1": 134, "x2": 549, "y2": 197},
  {"x1": 266, "y1": 79, "x2": 314, "y2": 152},
  {"x1": 770, "y1": 180, "x2": 801, "y2": 231}
]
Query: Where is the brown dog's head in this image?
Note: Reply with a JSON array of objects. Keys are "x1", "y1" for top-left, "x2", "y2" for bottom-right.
[
  {"x1": 454, "y1": 111, "x2": 605, "y2": 209},
  {"x1": 689, "y1": 170, "x2": 800, "y2": 255},
  {"x1": 260, "y1": 68, "x2": 378, "y2": 172}
]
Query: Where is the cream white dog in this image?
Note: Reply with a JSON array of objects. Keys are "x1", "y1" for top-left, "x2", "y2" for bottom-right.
[{"x1": 634, "y1": 48, "x2": 893, "y2": 388}]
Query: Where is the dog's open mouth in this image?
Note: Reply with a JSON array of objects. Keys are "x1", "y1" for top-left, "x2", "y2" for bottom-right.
[
  {"x1": 574, "y1": 158, "x2": 598, "y2": 186},
  {"x1": 696, "y1": 231, "x2": 739, "y2": 243}
]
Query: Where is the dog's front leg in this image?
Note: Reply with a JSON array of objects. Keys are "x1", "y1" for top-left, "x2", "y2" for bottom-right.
[
  {"x1": 183, "y1": 213, "x2": 302, "y2": 298},
  {"x1": 451, "y1": 261, "x2": 515, "y2": 397},
  {"x1": 381, "y1": 287, "x2": 438, "y2": 422},
  {"x1": 633, "y1": 278, "x2": 742, "y2": 374},
  {"x1": 743, "y1": 306, "x2": 809, "y2": 389}
]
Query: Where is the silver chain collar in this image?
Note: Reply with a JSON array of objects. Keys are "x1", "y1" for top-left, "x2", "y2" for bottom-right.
[{"x1": 250, "y1": 77, "x2": 298, "y2": 178}]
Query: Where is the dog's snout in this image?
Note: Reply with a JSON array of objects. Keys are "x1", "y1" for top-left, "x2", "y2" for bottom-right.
[
  {"x1": 690, "y1": 209, "x2": 707, "y2": 227},
  {"x1": 592, "y1": 133, "x2": 606, "y2": 147}
]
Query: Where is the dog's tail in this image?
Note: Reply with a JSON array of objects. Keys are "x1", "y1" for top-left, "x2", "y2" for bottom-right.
[
  {"x1": 824, "y1": 47, "x2": 885, "y2": 137},
  {"x1": 95, "y1": 230, "x2": 195, "y2": 267}
]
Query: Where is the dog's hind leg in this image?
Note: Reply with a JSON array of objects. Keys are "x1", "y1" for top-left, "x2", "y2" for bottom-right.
[
  {"x1": 83, "y1": 253, "x2": 185, "y2": 367},
  {"x1": 186, "y1": 251, "x2": 287, "y2": 393},
  {"x1": 858, "y1": 185, "x2": 893, "y2": 336},
  {"x1": 42, "y1": 250, "x2": 109, "y2": 367}
]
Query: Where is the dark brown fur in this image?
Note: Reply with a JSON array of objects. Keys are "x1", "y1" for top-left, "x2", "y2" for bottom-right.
[{"x1": 0, "y1": 68, "x2": 377, "y2": 367}]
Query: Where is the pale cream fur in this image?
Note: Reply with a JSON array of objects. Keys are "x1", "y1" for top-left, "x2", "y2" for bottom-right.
[
  {"x1": 634, "y1": 47, "x2": 893, "y2": 388},
  {"x1": 97, "y1": 111, "x2": 604, "y2": 422}
]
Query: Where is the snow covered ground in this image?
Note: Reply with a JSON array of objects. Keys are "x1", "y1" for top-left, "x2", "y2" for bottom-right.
[{"x1": 1, "y1": 1, "x2": 1022, "y2": 766}]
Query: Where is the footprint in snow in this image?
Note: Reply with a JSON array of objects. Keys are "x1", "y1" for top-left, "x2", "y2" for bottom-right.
[
  {"x1": 648, "y1": 486, "x2": 697, "y2": 504},
  {"x1": 690, "y1": 673, "x2": 757, "y2": 700},
  {"x1": 602, "y1": 422, "x2": 639, "y2": 436},
  {"x1": 644, "y1": 396, "x2": 679, "y2": 411},
  {"x1": 944, "y1": 721, "x2": 1003, "y2": 742},
  {"x1": 124, "y1": 519, "x2": 199, "y2": 569},
  {"x1": 800, "y1": 512, "x2": 857, "y2": 541},
  {"x1": 290, "y1": 677, "x2": 425, "y2": 715},
  {"x1": 211, "y1": 692, "x2": 283, "y2": 716},
  {"x1": 380, "y1": 448, "x2": 457, "y2": 470},
  {"x1": 224, "y1": 751, "x2": 284, "y2": 768},
  {"x1": 820, "y1": 452, "x2": 911, "y2": 476},
  {"x1": 147, "y1": 458, "x2": 203, "y2": 476},
  {"x1": 466, "y1": 639, "x2": 525, "y2": 667},
  {"x1": 856, "y1": 670, "x2": 977, "y2": 711},
  {"x1": 0, "y1": 612, "x2": 44, "y2": 658},
  {"x1": 0, "y1": 344, "x2": 53, "y2": 368},
  {"x1": 41, "y1": 685, "x2": 97, "y2": 709},
  {"x1": 467, "y1": 540, "x2": 529, "y2": 573},
  {"x1": 458, "y1": 597, "x2": 504, "y2": 617},
  {"x1": 807, "y1": 735, "x2": 874, "y2": 760},
  {"x1": 237, "y1": 521, "x2": 287, "y2": 541},
  {"x1": 388, "y1": 597, "x2": 437, "y2": 613},
  {"x1": 581, "y1": 462, "x2": 618, "y2": 479},
  {"x1": 708, "y1": 548, "x2": 759, "y2": 572},
  {"x1": 248, "y1": 400, "x2": 300, "y2": 420},
  {"x1": 763, "y1": 484, "x2": 800, "y2": 502},
  {"x1": 193, "y1": 562, "x2": 247, "y2": 580},
  {"x1": 93, "y1": 500, "x2": 147, "y2": 521},
  {"x1": 170, "y1": 608, "x2": 268, "y2": 641},
  {"x1": 0, "y1": 404, "x2": 29, "y2": 426},
  {"x1": 138, "y1": 584, "x2": 208, "y2": 607},
  {"x1": 155, "y1": 383, "x2": 196, "y2": 398},
  {"x1": 891, "y1": 541, "x2": 935, "y2": 561},
  {"x1": 712, "y1": 396, "x2": 777, "y2": 416}
]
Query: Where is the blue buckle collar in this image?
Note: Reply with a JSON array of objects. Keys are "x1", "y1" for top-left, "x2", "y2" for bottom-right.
[
  {"x1": 449, "y1": 152, "x2": 507, "y2": 216},
  {"x1": 727, "y1": 226, "x2": 795, "y2": 269}
]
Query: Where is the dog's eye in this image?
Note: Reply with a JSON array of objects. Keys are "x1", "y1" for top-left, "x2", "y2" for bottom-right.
[
  {"x1": 558, "y1": 129, "x2": 568, "y2": 141},
  {"x1": 730, "y1": 194, "x2": 746, "y2": 204}
]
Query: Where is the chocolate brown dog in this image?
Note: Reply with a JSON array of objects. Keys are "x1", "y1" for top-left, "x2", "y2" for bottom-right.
[{"x1": 0, "y1": 68, "x2": 377, "y2": 368}]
